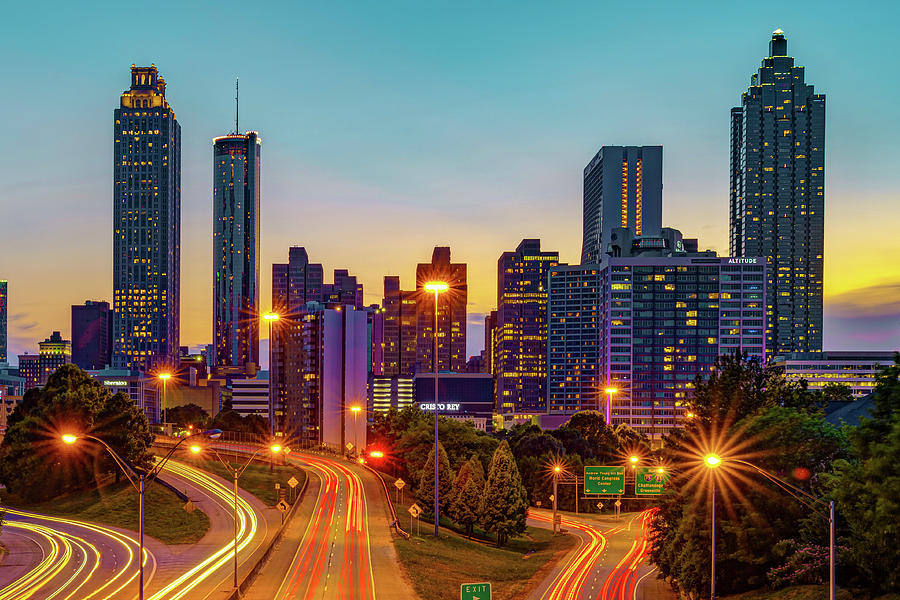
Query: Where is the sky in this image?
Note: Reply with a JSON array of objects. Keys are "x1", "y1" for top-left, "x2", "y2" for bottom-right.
[{"x1": 2, "y1": 0, "x2": 899, "y2": 365}]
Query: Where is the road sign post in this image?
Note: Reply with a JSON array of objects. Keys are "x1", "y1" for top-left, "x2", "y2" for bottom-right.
[
  {"x1": 460, "y1": 582, "x2": 491, "y2": 600},
  {"x1": 584, "y1": 466, "x2": 626, "y2": 495}
]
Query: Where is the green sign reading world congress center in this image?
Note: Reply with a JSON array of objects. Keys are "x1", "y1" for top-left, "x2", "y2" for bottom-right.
[{"x1": 584, "y1": 466, "x2": 625, "y2": 495}]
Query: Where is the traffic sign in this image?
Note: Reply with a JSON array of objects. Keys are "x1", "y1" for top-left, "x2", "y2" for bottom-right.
[
  {"x1": 184, "y1": 500, "x2": 195, "y2": 514},
  {"x1": 346, "y1": 442, "x2": 354, "y2": 450},
  {"x1": 636, "y1": 467, "x2": 669, "y2": 495},
  {"x1": 584, "y1": 466, "x2": 625, "y2": 495},
  {"x1": 408, "y1": 503, "x2": 422, "y2": 518},
  {"x1": 614, "y1": 500, "x2": 622, "y2": 507},
  {"x1": 394, "y1": 478, "x2": 406, "y2": 490},
  {"x1": 596, "y1": 502, "x2": 603, "y2": 510},
  {"x1": 276, "y1": 500, "x2": 290, "y2": 513},
  {"x1": 460, "y1": 582, "x2": 491, "y2": 600},
  {"x1": 287, "y1": 476, "x2": 299, "y2": 489}
]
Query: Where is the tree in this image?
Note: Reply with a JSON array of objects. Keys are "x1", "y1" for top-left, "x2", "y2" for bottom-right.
[
  {"x1": 0, "y1": 365, "x2": 153, "y2": 503},
  {"x1": 826, "y1": 354, "x2": 900, "y2": 594},
  {"x1": 416, "y1": 442, "x2": 454, "y2": 517},
  {"x1": 449, "y1": 456, "x2": 485, "y2": 538},
  {"x1": 165, "y1": 403, "x2": 209, "y2": 428},
  {"x1": 479, "y1": 440, "x2": 528, "y2": 547}
]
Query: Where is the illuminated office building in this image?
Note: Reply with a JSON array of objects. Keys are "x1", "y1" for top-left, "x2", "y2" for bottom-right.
[
  {"x1": 494, "y1": 239, "x2": 559, "y2": 413},
  {"x1": 213, "y1": 131, "x2": 261, "y2": 369},
  {"x1": 113, "y1": 65, "x2": 181, "y2": 372},
  {"x1": 17, "y1": 354, "x2": 41, "y2": 390},
  {"x1": 380, "y1": 276, "x2": 418, "y2": 377},
  {"x1": 771, "y1": 351, "x2": 895, "y2": 398},
  {"x1": 730, "y1": 30, "x2": 825, "y2": 353},
  {"x1": 549, "y1": 227, "x2": 766, "y2": 439},
  {"x1": 582, "y1": 146, "x2": 662, "y2": 264},
  {"x1": 416, "y1": 247, "x2": 467, "y2": 373}
]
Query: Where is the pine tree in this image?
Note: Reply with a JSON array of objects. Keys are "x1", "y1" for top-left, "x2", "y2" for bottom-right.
[
  {"x1": 479, "y1": 440, "x2": 528, "y2": 547},
  {"x1": 415, "y1": 442, "x2": 453, "y2": 517},
  {"x1": 450, "y1": 456, "x2": 485, "y2": 538}
]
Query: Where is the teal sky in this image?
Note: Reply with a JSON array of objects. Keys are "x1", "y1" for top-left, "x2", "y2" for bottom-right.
[{"x1": 2, "y1": 0, "x2": 899, "y2": 363}]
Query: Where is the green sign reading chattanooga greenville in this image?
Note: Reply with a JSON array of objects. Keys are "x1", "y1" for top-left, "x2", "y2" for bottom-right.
[
  {"x1": 584, "y1": 466, "x2": 625, "y2": 495},
  {"x1": 635, "y1": 466, "x2": 670, "y2": 495}
]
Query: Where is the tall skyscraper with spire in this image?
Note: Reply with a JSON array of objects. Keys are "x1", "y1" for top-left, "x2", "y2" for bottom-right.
[
  {"x1": 113, "y1": 65, "x2": 181, "y2": 372},
  {"x1": 730, "y1": 30, "x2": 825, "y2": 353},
  {"x1": 212, "y1": 87, "x2": 261, "y2": 369}
]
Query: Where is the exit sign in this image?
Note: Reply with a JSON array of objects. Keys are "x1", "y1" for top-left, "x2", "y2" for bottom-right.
[{"x1": 461, "y1": 582, "x2": 491, "y2": 600}]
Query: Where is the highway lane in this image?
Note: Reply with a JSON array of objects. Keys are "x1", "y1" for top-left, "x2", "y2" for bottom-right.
[{"x1": 0, "y1": 507, "x2": 152, "y2": 600}]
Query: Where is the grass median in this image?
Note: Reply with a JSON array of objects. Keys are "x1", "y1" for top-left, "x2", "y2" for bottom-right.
[
  {"x1": 2, "y1": 478, "x2": 210, "y2": 544},
  {"x1": 177, "y1": 457, "x2": 306, "y2": 507},
  {"x1": 722, "y1": 586, "x2": 888, "y2": 600},
  {"x1": 380, "y1": 472, "x2": 576, "y2": 600}
]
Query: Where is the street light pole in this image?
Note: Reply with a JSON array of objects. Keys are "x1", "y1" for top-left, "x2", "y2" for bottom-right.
[
  {"x1": 711, "y1": 477, "x2": 716, "y2": 600},
  {"x1": 604, "y1": 387, "x2": 616, "y2": 426},
  {"x1": 424, "y1": 281, "x2": 448, "y2": 538},
  {"x1": 263, "y1": 312, "x2": 280, "y2": 437},
  {"x1": 552, "y1": 466, "x2": 560, "y2": 534}
]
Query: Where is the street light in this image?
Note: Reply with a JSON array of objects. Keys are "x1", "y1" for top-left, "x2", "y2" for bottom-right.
[
  {"x1": 157, "y1": 373, "x2": 172, "y2": 429},
  {"x1": 552, "y1": 465, "x2": 562, "y2": 534},
  {"x1": 702, "y1": 453, "x2": 835, "y2": 600},
  {"x1": 604, "y1": 387, "x2": 617, "y2": 425},
  {"x1": 424, "y1": 280, "x2": 449, "y2": 537},
  {"x1": 263, "y1": 312, "x2": 280, "y2": 437},
  {"x1": 59, "y1": 428, "x2": 222, "y2": 600},
  {"x1": 199, "y1": 441, "x2": 287, "y2": 594}
]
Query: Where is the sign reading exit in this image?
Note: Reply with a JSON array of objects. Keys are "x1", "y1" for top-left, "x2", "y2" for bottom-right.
[{"x1": 461, "y1": 582, "x2": 491, "y2": 600}]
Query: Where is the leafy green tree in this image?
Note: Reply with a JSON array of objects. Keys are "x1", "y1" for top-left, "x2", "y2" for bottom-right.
[
  {"x1": 416, "y1": 442, "x2": 454, "y2": 517},
  {"x1": 479, "y1": 440, "x2": 528, "y2": 547},
  {"x1": 94, "y1": 391, "x2": 154, "y2": 481},
  {"x1": 0, "y1": 365, "x2": 152, "y2": 502},
  {"x1": 449, "y1": 456, "x2": 485, "y2": 538},
  {"x1": 826, "y1": 354, "x2": 900, "y2": 594},
  {"x1": 165, "y1": 403, "x2": 209, "y2": 428}
]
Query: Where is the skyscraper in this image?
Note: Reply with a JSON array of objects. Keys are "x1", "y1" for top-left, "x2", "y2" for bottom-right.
[
  {"x1": 381, "y1": 276, "x2": 418, "y2": 377},
  {"x1": 730, "y1": 30, "x2": 825, "y2": 353},
  {"x1": 72, "y1": 301, "x2": 112, "y2": 370},
  {"x1": 494, "y1": 240, "x2": 559, "y2": 413},
  {"x1": 416, "y1": 247, "x2": 467, "y2": 373},
  {"x1": 0, "y1": 280, "x2": 7, "y2": 364},
  {"x1": 113, "y1": 65, "x2": 181, "y2": 372},
  {"x1": 212, "y1": 131, "x2": 261, "y2": 369},
  {"x1": 582, "y1": 146, "x2": 663, "y2": 264}
]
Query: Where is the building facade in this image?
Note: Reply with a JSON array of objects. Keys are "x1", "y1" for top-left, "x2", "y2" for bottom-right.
[
  {"x1": 19, "y1": 332, "x2": 74, "y2": 389},
  {"x1": 414, "y1": 373, "x2": 494, "y2": 432},
  {"x1": 582, "y1": 146, "x2": 663, "y2": 264},
  {"x1": 416, "y1": 247, "x2": 467, "y2": 373},
  {"x1": 230, "y1": 378, "x2": 269, "y2": 418},
  {"x1": 113, "y1": 65, "x2": 181, "y2": 372},
  {"x1": 380, "y1": 276, "x2": 418, "y2": 377},
  {"x1": 72, "y1": 301, "x2": 112, "y2": 371},
  {"x1": 88, "y1": 369, "x2": 160, "y2": 423},
  {"x1": 0, "y1": 280, "x2": 7, "y2": 363},
  {"x1": 369, "y1": 375, "x2": 415, "y2": 412},
  {"x1": 730, "y1": 30, "x2": 825, "y2": 353},
  {"x1": 771, "y1": 351, "x2": 896, "y2": 398},
  {"x1": 549, "y1": 228, "x2": 767, "y2": 439},
  {"x1": 494, "y1": 239, "x2": 559, "y2": 413},
  {"x1": 212, "y1": 132, "x2": 261, "y2": 369}
]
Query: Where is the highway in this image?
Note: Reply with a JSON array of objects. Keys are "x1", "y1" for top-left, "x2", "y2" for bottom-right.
[
  {"x1": 0, "y1": 507, "x2": 152, "y2": 600},
  {"x1": 528, "y1": 508, "x2": 663, "y2": 600}
]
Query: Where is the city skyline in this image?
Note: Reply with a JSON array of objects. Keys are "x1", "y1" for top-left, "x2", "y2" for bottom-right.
[{"x1": 3, "y1": 3, "x2": 900, "y2": 363}]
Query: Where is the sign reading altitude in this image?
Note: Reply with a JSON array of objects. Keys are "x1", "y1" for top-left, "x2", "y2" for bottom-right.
[
  {"x1": 635, "y1": 467, "x2": 669, "y2": 495},
  {"x1": 584, "y1": 466, "x2": 625, "y2": 495}
]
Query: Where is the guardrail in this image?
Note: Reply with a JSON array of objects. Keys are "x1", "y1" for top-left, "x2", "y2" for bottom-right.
[{"x1": 361, "y1": 462, "x2": 410, "y2": 540}]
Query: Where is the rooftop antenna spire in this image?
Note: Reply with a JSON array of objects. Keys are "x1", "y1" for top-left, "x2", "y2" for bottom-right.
[{"x1": 234, "y1": 78, "x2": 239, "y2": 134}]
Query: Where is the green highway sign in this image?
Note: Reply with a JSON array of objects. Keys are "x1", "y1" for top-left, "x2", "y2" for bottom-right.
[
  {"x1": 635, "y1": 467, "x2": 669, "y2": 495},
  {"x1": 584, "y1": 466, "x2": 625, "y2": 495},
  {"x1": 460, "y1": 582, "x2": 491, "y2": 600}
]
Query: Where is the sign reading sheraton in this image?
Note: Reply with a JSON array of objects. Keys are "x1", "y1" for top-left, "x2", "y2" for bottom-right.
[{"x1": 584, "y1": 466, "x2": 625, "y2": 495}]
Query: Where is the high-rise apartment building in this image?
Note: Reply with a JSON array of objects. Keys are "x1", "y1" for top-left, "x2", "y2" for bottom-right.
[
  {"x1": 730, "y1": 30, "x2": 825, "y2": 353},
  {"x1": 17, "y1": 354, "x2": 42, "y2": 390},
  {"x1": 113, "y1": 65, "x2": 181, "y2": 372},
  {"x1": 549, "y1": 228, "x2": 766, "y2": 439},
  {"x1": 381, "y1": 276, "x2": 418, "y2": 377},
  {"x1": 29, "y1": 332, "x2": 73, "y2": 388},
  {"x1": 72, "y1": 301, "x2": 112, "y2": 370},
  {"x1": 0, "y1": 280, "x2": 7, "y2": 364},
  {"x1": 494, "y1": 240, "x2": 559, "y2": 413},
  {"x1": 416, "y1": 247, "x2": 467, "y2": 373},
  {"x1": 212, "y1": 131, "x2": 261, "y2": 369},
  {"x1": 582, "y1": 146, "x2": 663, "y2": 264}
]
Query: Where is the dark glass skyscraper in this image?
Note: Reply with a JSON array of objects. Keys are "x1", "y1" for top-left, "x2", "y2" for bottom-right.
[
  {"x1": 494, "y1": 240, "x2": 559, "y2": 413},
  {"x1": 730, "y1": 30, "x2": 824, "y2": 353},
  {"x1": 213, "y1": 132, "x2": 261, "y2": 368},
  {"x1": 113, "y1": 65, "x2": 181, "y2": 372},
  {"x1": 0, "y1": 280, "x2": 7, "y2": 364},
  {"x1": 582, "y1": 146, "x2": 663, "y2": 264},
  {"x1": 72, "y1": 300, "x2": 112, "y2": 370},
  {"x1": 416, "y1": 247, "x2": 467, "y2": 373}
]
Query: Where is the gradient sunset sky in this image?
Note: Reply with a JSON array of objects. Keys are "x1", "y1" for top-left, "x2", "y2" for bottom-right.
[{"x1": 2, "y1": 0, "x2": 899, "y2": 365}]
